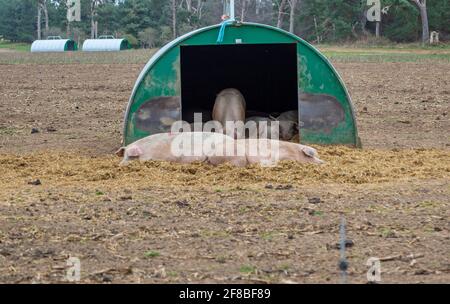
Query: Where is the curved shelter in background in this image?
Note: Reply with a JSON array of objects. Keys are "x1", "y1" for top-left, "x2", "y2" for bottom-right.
[
  {"x1": 123, "y1": 22, "x2": 361, "y2": 147},
  {"x1": 31, "y1": 39, "x2": 77, "y2": 52},
  {"x1": 82, "y1": 38, "x2": 129, "y2": 52}
]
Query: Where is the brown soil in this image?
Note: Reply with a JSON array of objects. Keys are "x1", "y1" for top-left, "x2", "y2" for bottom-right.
[{"x1": 0, "y1": 60, "x2": 449, "y2": 283}]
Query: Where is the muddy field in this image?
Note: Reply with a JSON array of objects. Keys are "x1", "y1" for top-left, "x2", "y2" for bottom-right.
[{"x1": 0, "y1": 52, "x2": 449, "y2": 283}]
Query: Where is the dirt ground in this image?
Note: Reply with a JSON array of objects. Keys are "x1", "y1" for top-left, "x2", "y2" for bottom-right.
[{"x1": 0, "y1": 56, "x2": 449, "y2": 284}]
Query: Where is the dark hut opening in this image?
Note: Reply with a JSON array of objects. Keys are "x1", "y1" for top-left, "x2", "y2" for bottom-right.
[
  {"x1": 180, "y1": 43, "x2": 298, "y2": 123},
  {"x1": 66, "y1": 40, "x2": 76, "y2": 51},
  {"x1": 120, "y1": 40, "x2": 129, "y2": 50}
]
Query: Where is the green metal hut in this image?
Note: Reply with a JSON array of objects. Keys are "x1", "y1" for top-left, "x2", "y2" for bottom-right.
[{"x1": 123, "y1": 22, "x2": 360, "y2": 147}]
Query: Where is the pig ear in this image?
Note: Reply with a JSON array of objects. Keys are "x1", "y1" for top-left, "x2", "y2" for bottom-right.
[
  {"x1": 115, "y1": 147, "x2": 125, "y2": 157},
  {"x1": 301, "y1": 147, "x2": 316, "y2": 158},
  {"x1": 160, "y1": 117, "x2": 176, "y2": 126},
  {"x1": 128, "y1": 146, "x2": 143, "y2": 157}
]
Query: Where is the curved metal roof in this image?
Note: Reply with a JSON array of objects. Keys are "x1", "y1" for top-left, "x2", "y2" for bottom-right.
[
  {"x1": 31, "y1": 39, "x2": 75, "y2": 52},
  {"x1": 124, "y1": 22, "x2": 361, "y2": 147},
  {"x1": 82, "y1": 39, "x2": 128, "y2": 52}
]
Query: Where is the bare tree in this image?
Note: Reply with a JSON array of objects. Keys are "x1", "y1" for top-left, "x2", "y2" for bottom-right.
[
  {"x1": 410, "y1": 0, "x2": 429, "y2": 44},
  {"x1": 179, "y1": 0, "x2": 193, "y2": 12},
  {"x1": 172, "y1": 0, "x2": 177, "y2": 38},
  {"x1": 288, "y1": 0, "x2": 298, "y2": 34},
  {"x1": 37, "y1": 1, "x2": 42, "y2": 39},
  {"x1": 255, "y1": 0, "x2": 261, "y2": 15},
  {"x1": 90, "y1": 1, "x2": 95, "y2": 38},
  {"x1": 37, "y1": 0, "x2": 49, "y2": 39},
  {"x1": 313, "y1": 15, "x2": 320, "y2": 43},
  {"x1": 240, "y1": 0, "x2": 249, "y2": 22},
  {"x1": 196, "y1": 0, "x2": 205, "y2": 20},
  {"x1": 186, "y1": 0, "x2": 193, "y2": 12},
  {"x1": 42, "y1": 0, "x2": 49, "y2": 38},
  {"x1": 277, "y1": 0, "x2": 287, "y2": 29},
  {"x1": 37, "y1": 5, "x2": 42, "y2": 40},
  {"x1": 90, "y1": 0, "x2": 105, "y2": 39}
]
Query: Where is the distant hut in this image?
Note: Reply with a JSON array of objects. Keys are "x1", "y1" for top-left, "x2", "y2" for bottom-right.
[
  {"x1": 31, "y1": 36, "x2": 77, "y2": 53},
  {"x1": 82, "y1": 35, "x2": 129, "y2": 52}
]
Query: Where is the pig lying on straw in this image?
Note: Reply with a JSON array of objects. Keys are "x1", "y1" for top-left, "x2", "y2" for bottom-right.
[{"x1": 116, "y1": 132, "x2": 324, "y2": 167}]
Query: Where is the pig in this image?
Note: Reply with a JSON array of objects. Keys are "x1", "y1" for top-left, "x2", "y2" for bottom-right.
[
  {"x1": 207, "y1": 139, "x2": 324, "y2": 167},
  {"x1": 116, "y1": 132, "x2": 234, "y2": 166},
  {"x1": 246, "y1": 116, "x2": 298, "y2": 141},
  {"x1": 116, "y1": 133, "x2": 323, "y2": 168},
  {"x1": 277, "y1": 110, "x2": 298, "y2": 122},
  {"x1": 212, "y1": 88, "x2": 246, "y2": 139},
  {"x1": 245, "y1": 116, "x2": 279, "y2": 140},
  {"x1": 276, "y1": 111, "x2": 300, "y2": 141},
  {"x1": 206, "y1": 140, "x2": 248, "y2": 167},
  {"x1": 277, "y1": 119, "x2": 299, "y2": 141},
  {"x1": 243, "y1": 139, "x2": 324, "y2": 166}
]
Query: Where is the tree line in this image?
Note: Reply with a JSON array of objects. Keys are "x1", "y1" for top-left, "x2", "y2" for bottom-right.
[{"x1": 0, "y1": 0, "x2": 448, "y2": 46}]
